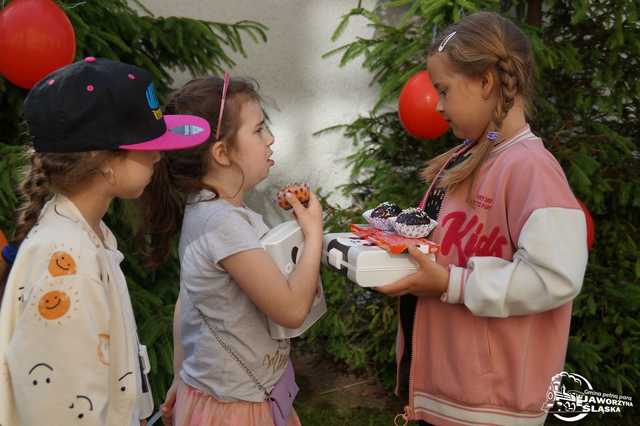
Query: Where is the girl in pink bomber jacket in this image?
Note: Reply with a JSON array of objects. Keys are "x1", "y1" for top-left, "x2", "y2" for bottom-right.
[{"x1": 376, "y1": 12, "x2": 589, "y2": 426}]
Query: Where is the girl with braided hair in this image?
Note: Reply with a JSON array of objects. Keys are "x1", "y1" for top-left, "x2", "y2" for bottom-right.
[
  {"x1": 375, "y1": 12, "x2": 588, "y2": 426},
  {"x1": 0, "y1": 58, "x2": 210, "y2": 426}
]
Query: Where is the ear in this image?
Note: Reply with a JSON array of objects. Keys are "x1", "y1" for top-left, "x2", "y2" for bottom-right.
[
  {"x1": 209, "y1": 141, "x2": 231, "y2": 167},
  {"x1": 480, "y1": 68, "x2": 497, "y2": 100},
  {"x1": 99, "y1": 158, "x2": 117, "y2": 185}
]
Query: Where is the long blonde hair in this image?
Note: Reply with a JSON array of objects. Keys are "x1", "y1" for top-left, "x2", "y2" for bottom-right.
[{"x1": 422, "y1": 11, "x2": 534, "y2": 192}]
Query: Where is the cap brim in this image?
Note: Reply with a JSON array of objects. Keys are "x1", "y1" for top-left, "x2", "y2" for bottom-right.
[{"x1": 119, "y1": 115, "x2": 211, "y2": 151}]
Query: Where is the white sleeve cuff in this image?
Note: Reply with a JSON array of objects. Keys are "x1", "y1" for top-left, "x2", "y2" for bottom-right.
[{"x1": 441, "y1": 265, "x2": 467, "y2": 304}]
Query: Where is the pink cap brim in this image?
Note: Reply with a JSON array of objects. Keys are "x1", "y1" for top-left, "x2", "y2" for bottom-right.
[{"x1": 119, "y1": 114, "x2": 211, "y2": 151}]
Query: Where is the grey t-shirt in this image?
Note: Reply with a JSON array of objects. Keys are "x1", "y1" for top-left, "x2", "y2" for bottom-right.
[{"x1": 178, "y1": 190, "x2": 291, "y2": 402}]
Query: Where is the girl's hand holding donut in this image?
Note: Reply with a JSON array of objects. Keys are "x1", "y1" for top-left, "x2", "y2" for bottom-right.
[
  {"x1": 286, "y1": 190, "x2": 323, "y2": 240},
  {"x1": 276, "y1": 183, "x2": 310, "y2": 209}
]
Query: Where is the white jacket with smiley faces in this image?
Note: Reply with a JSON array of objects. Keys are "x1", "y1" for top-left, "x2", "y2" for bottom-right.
[{"x1": 0, "y1": 194, "x2": 153, "y2": 426}]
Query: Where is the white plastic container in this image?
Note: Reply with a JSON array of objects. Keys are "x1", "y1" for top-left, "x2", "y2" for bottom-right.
[
  {"x1": 322, "y1": 232, "x2": 435, "y2": 287},
  {"x1": 261, "y1": 220, "x2": 327, "y2": 339}
]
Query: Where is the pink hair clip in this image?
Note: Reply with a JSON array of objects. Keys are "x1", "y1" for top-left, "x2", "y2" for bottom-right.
[{"x1": 215, "y1": 72, "x2": 230, "y2": 141}]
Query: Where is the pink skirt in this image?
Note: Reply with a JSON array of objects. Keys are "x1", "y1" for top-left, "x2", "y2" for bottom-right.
[{"x1": 174, "y1": 379, "x2": 302, "y2": 426}]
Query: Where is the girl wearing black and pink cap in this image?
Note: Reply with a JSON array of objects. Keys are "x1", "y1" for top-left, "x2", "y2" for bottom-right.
[{"x1": 0, "y1": 57, "x2": 210, "y2": 426}]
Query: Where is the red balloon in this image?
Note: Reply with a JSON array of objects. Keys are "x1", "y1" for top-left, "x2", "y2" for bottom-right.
[
  {"x1": 577, "y1": 199, "x2": 595, "y2": 250},
  {"x1": 0, "y1": 229, "x2": 7, "y2": 280},
  {"x1": 0, "y1": 229, "x2": 7, "y2": 249},
  {"x1": 398, "y1": 70, "x2": 449, "y2": 140},
  {"x1": 0, "y1": 0, "x2": 76, "y2": 89}
]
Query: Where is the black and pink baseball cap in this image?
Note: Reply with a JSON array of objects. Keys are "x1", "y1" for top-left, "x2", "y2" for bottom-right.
[{"x1": 24, "y1": 57, "x2": 211, "y2": 153}]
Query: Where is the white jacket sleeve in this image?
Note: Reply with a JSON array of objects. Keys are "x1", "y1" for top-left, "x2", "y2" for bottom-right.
[
  {"x1": 2, "y1": 273, "x2": 111, "y2": 426},
  {"x1": 443, "y1": 207, "x2": 588, "y2": 317},
  {"x1": 0, "y1": 268, "x2": 21, "y2": 426}
]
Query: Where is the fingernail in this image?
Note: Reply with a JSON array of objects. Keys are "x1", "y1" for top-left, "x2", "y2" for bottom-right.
[{"x1": 285, "y1": 193, "x2": 293, "y2": 198}]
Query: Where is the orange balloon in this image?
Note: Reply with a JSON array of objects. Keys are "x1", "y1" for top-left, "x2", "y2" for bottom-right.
[
  {"x1": 48, "y1": 251, "x2": 77, "y2": 277},
  {"x1": 38, "y1": 290, "x2": 71, "y2": 320},
  {"x1": 0, "y1": 0, "x2": 76, "y2": 89},
  {"x1": 398, "y1": 70, "x2": 449, "y2": 140}
]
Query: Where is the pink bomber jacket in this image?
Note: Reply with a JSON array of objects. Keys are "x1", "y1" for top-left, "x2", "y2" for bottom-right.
[{"x1": 398, "y1": 126, "x2": 589, "y2": 425}]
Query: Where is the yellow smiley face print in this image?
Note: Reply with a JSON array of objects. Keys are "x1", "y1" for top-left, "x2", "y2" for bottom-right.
[
  {"x1": 37, "y1": 290, "x2": 71, "y2": 320},
  {"x1": 48, "y1": 251, "x2": 77, "y2": 277}
]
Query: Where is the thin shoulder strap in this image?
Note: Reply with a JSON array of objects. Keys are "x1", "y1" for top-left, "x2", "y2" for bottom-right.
[
  {"x1": 183, "y1": 289, "x2": 270, "y2": 397},
  {"x1": 418, "y1": 141, "x2": 475, "y2": 210}
]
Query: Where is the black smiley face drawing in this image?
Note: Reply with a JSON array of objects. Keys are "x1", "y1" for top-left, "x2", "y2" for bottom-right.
[
  {"x1": 118, "y1": 371, "x2": 133, "y2": 392},
  {"x1": 29, "y1": 363, "x2": 53, "y2": 386},
  {"x1": 68, "y1": 395, "x2": 93, "y2": 419}
]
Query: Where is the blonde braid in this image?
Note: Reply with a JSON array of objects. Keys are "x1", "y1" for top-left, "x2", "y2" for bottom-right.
[
  {"x1": 494, "y1": 54, "x2": 519, "y2": 129},
  {"x1": 13, "y1": 151, "x2": 51, "y2": 244}
]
